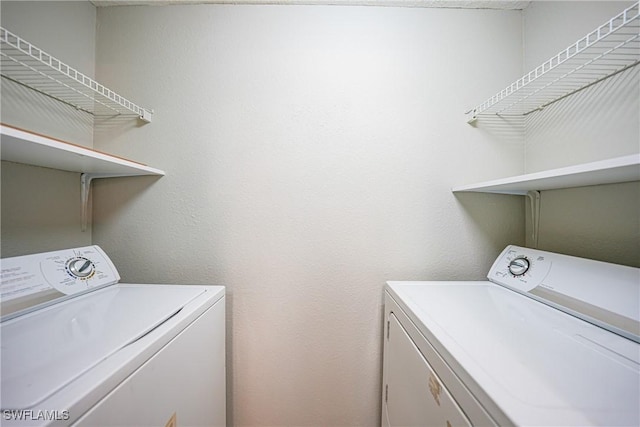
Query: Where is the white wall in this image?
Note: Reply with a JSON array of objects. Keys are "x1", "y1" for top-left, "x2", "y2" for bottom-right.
[
  {"x1": 0, "y1": 1, "x2": 96, "y2": 257},
  {"x1": 93, "y1": 5, "x2": 524, "y2": 426},
  {"x1": 522, "y1": 1, "x2": 639, "y2": 266}
]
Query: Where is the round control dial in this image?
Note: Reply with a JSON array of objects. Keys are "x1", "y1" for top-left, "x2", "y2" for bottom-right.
[
  {"x1": 66, "y1": 257, "x2": 95, "y2": 279},
  {"x1": 508, "y1": 256, "x2": 530, "y2": 276}
]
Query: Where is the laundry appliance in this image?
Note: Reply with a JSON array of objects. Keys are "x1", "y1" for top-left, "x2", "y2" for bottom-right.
[
  {"x1": 382, "y1": 245, "x2": 639, "y2": 426},
  {"x1": 1, "y1": 245, "x2": 225, "y2": 427}
]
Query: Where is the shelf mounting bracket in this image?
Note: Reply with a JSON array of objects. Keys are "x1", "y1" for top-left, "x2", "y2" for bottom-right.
[
  {"x1": 527, "y1": 190, "x2": 541, "y2": 248},
  {"x1": 81, "y1": 173, "x2": 122, "y2": 232}
]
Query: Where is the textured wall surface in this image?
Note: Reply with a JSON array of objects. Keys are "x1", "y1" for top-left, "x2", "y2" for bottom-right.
[{"x1": 93, "y1": 5, "x2": 524, "y2": 425}]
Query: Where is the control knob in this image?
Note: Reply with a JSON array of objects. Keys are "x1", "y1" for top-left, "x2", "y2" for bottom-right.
[
  {"x1": 508, "y1": 256, "x2": 530, "y2": 276},
  {"x1": 67, "y1": 257, "x2": 95, "y2": 278}
]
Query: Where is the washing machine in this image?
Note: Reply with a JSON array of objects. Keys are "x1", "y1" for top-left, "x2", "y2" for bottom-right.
[
  {"x1": 382, "y1": 245, "x2": 640, "y2": 426},
  {"x1": 0, "y1": 245, "x2": 225, "y2": 427}
]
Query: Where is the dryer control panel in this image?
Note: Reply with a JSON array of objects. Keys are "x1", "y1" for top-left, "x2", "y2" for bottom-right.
[
  {"x1": 488, "y1": 245, "x2": 640, "y2": 343},
  {"x1": 1, "y1": 246, "x2": 120, "y2": 320},
  {"x1": 488, "y1": 246, "x2": 552, "y2": 292}
]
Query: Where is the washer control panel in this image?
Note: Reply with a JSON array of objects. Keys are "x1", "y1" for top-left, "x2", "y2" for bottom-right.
[{"x1": 1, "y1": 246, "x2": 120, "y2": 304}]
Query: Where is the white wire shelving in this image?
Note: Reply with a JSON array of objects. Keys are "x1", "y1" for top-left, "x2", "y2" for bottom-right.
[
  {"x1": 465, "y1": 1, "x2": 640, "y2": 124},
  {"x1": 0, "y1": 26, "x2": 153, "y2": 122}
]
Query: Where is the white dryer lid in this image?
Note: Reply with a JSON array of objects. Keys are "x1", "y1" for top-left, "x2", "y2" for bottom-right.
[{"x1": 1, "y1": 285, "x2": 205, "y2": 410}]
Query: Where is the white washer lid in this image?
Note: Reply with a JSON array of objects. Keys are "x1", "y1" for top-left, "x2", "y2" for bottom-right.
[
  {"x1": 1, "y1": 285, "x2": 205, "y2": 409},
  {"x1": 387, "y1": 281, "x2": 640, "y2": 426}
]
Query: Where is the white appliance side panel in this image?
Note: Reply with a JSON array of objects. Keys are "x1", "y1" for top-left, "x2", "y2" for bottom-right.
[
  {"x1": 71, "y1": 296, "x2": 226, "y2": 427},
  {"x1": 385, "y1": 312, "x2": 471, "y2": 427}
]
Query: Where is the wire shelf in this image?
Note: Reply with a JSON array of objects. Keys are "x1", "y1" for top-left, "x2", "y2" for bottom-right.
[
  {"x1": 0, "y1": 27, "x2": 153, "y2": 122},
  {"x1": 466, "y1": 1, "x2": 640, "y2": 123}
]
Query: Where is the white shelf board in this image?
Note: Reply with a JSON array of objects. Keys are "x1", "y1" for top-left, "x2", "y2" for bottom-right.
[
  {"x1": 0, "y1": 124, "x2": 165, "y2": 177},
  {"x1": 452, "y1": 154, "x2": 640, "y2": 195}
]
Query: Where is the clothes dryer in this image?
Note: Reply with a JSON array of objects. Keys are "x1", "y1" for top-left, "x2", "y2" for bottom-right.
[{"x1": 382, "y1": 245, "x2": 639, "y2": 426}]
